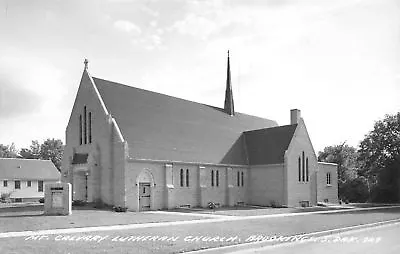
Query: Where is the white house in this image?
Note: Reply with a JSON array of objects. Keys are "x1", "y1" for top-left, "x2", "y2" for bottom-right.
[{"x1": 0, "y1": 158, "x2": 60, "y2": 202}]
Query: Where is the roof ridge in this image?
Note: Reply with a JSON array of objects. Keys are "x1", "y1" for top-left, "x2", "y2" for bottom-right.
[{"x1": 244, "y1": 123, "x2": 297, "y2": 133}]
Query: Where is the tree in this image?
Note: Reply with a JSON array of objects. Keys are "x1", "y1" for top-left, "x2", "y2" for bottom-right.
[
  {"x1": 20, "y1": 140, "x2": 41, "y2": 159},
  {"x1": 0, "y1": 143, "x2": 18, "y2": 158},
  {"x1": 39, "y1": 138, "x2": 64, "y2": 171},
  {"x1": 358, "y1": 112, "x2": 400, "y2": 202},
  {"x1": 318, "y1": 143, "x2": 366, "y2": 201}
]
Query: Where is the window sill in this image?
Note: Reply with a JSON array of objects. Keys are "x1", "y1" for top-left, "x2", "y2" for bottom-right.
[{"x1": 326, "y1": 184, "x2": 332, "y2": 187}]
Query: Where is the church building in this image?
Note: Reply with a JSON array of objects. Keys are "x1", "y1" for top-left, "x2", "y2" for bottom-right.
[{"x1": 61, "y1": 54, "x2": 338, "y2": 211}]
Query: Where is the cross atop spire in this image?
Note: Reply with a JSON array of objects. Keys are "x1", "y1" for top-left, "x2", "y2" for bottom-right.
[
  {"x1": 84, "y1": 58, "x2": 89, "y2": 70},
  {"x1": 224, "y1": 50, "x2": 235, "y2": 116}
]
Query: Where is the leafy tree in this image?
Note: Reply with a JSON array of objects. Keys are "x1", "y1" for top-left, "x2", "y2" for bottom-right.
[
  {"x1": 358, "y1": 112, "x2": 400, "y2": 202},
  {"x1": 39, "y1": 138, "x2": 64, "y2": 171},
  {"x1": 318, "y1": 143, "x2": 365, "y2": 201},
  {"x1": 0, "y1": 143, "x2": 18, "y2": 158},
  {"x1": 20, "y1": 140, "x2": 41, "y2": 159}
]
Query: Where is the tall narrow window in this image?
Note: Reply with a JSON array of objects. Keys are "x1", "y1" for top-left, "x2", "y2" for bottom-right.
[
  {"x1": 298, "y1": 157, "x2": 301, "y2": 182},
  {"x1": 306, "y1": 158, "x2": 309, "y2": 182},
  {"x1": 89, "y1": 112, "x2": 92, "y2": 144},
  {"x1": 79, "y1": 115, "x2": 82, "y2": 145},
  {"x1": 211, "y1": 170, "x2": 214, "y2": 187},
  {"x1": 38, "y1": 180, "x2": 43, "y2": 192},
  {"x1": 3, "y1": 180, "x2": 7, "y2": 187},
  {"x1": 15, "y1": 180, "x2": 21, "y2": 189},
  {"x1": 27, "y1": 181, "x2": 32, "y2": 187},
  {"x1": 180, "y1": 169, "x2": 184, "y2": 187},
  {"x1": 186, "y1": 169, "x2": 189, "y2": 187},
  {"x1": 237, "y1": 171, "x2": 240, "y2": 186},
  {"x1": 216, "y1": 170, "x2": 219, "y2": 187},
  {"x1": 241, "y1": 172, "x2": 244, "y2": 186},
  {"x1": 302, "y1": 151, "x2": 305, "y2": 182},
  {"x1": 326, "y1": 172, "x2": 331, "y2": 185},
  {"x1": 84, "y1": 106, "x2": 87, "y2": 144}
]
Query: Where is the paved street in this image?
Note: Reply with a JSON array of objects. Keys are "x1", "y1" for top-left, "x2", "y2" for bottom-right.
[
  {"x1": 0, "y1": 206, "x2": 399, "y2": 253},
  {"x1": 229, "y1": 221, "x2": 400, "y2": 254}
]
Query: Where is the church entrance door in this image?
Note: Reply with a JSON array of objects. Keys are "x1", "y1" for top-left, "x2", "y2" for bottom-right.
[{"x1": 139, "y1": 183, "x2": 151, "y2": 211}]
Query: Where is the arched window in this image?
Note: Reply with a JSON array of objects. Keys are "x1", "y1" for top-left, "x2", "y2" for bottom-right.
[
  {"x1": 211, "y1": 170, "x2": 214, "y2": 187},
  {"x1": 186, "y1": 169, "x2": 189, "y2": 187},
  {"x1": 237, "y1": 171, "x2": 240, "y2": 186},
  {"x1": 216, "y1": 170, "x2": 219, "y2": 187},
  {"x1": 306, "y1": 157, "x2": 309, "y2": 182},
  {"x1": 298, "y1": 157, "x2": 301, "y2": 182},
  {"x1": 241, "y1": 171, "x2": 244, "y2": 186},
  {"x1": 326, "y1": 172, "x2": 331, "y2": 185},
  {"x1": 180, "y1": 169, "x2": 184, "y2": 187},
  {"x1": 302, "y1": 151, "x2": 305, "y2": 182}
]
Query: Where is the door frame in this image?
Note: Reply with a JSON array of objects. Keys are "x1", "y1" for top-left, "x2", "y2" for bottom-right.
[{"x1": 136, "y1": 169, "x2": 155, "y2": 211}]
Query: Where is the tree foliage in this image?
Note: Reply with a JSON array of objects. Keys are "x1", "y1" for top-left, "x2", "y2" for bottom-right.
[
  {"x1": 0, "y1": 143, "x2": 18, "y2": 158},
  {"x1": 19, "y1": 139, "x2": 64, "y2": 171},
  {"x1": 358, "y1": 113, "x2": 400, "y2": 202}
]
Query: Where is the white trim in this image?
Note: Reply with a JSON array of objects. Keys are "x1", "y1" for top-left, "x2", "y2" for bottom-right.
[
  {"x1": 86, "y1": 70, "x2": 109, "y2": 116},
  {"x1": 111, "y1": 117, "x2": 125, "y2": 142}
]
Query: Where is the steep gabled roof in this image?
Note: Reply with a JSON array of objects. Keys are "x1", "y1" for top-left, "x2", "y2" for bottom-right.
[
  {"x1": 244, "y1": 124, "x2": 297, "y2": 165},
  {"x1": 0, "y1": 158, "x2": 60, "y2": 180},
  {"x1": 92, "y1": 77, "x2": 278, "y2": 164}
]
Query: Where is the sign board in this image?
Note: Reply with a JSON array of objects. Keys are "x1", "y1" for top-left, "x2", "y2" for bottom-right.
[{"x1": 44, "y1": 183, "x2": 72, "y2": 216}]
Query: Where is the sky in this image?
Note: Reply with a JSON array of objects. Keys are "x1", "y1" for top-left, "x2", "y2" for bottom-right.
[{"x1": 0, "y1": 0, "x2": 399, "y2": 153}]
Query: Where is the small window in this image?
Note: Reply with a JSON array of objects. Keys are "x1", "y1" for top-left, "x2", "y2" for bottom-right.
[
  {"x1": 84, "y1": 106, "x2": 87, "y2": 144},
  {"x1": 38, "y1": 181, "x2": 44, "y2": 192},
  {"x1": 15, "y1": 180, "x2": 21, "y2": 189},
  {"x1": 326, "y1": 172, "x2": 331, "y2": 185},
  {"x1": 180, "y1": 169, "x2": 184, "y2": 187},
  {"x1": 237, "y1": 171, "x2": 240, "y2": 186},
  {"x1": 89, "y1": 112, "x2": 92, "y2": 144},
  {"x1": 27, "y1": 181, "x2": 32, "y2": 187},
  {"x1": 241, "y1": 172, "x2": 244, "y2": 186},
  {"x1": 79, "y1": 115, "x2": 82, "y2": 145},
  {"x1": 186, "y1": 169, "x2": 189, "y2": 187},
  {"x1": 302, "y1": 151, "x2": 305, "y2": 182},
  {"x1": 14, "y1": 198, "x2": 22, "y2": 203},
  {"x1": 211, "y1": 170, "x2": 214, "y2": 187},
  {"x1": 216, "y1": 170, "x2": 219, "y2": 187},
  {"x1": 3, "y1": 180, "x2": 7, "y2": 187}
]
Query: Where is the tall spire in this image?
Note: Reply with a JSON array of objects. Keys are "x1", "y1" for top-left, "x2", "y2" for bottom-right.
[{"x1": 224, "y1": 50, "x2": 235, "y2": 116}]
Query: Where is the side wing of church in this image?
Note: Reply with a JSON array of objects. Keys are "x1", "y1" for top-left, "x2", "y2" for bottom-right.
[{"x1": 61, "y1": 55, "x2": 338, "y2": 211}]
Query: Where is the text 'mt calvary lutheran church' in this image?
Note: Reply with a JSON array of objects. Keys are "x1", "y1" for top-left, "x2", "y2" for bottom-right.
[{"x1": 61, "y1": 53, "x2": 338, "y2": 211}]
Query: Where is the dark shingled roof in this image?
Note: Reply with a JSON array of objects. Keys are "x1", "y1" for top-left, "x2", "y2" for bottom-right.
[
  {"x1": 0, "y1": 158, "x2": 60, "y2": 180},
  {"x1": 93, "y1": 77, "x2": 278, "y2": 165},
  {"x1": 244, "y1": 124, "x2": 297, "y2": 165}
]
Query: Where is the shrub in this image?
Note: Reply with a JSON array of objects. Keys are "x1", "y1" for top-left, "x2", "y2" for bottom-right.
[
  {"x1": 39, "y1": 198, "x2": 45, "y2": 203},
  {"x1": 0, "y1": 192, "x2": 12, "y2": 203},
  {"x1": 72, "y1": 200, "x2": 87, "y2": 206},
  {"x1": 113, "y1": 206, "x2": 127, "y2": 212}
]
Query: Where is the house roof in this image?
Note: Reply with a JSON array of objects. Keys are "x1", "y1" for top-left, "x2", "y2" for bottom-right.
[
  {"x1": 244, "y1": 124, "x2": 298, "y2": 165},
  {"x1": 92, "y1": 77, "x2": 278, "y2": 165},
  {"x1": 0, "y1": 158, "x2": 60, "y2": 180}
]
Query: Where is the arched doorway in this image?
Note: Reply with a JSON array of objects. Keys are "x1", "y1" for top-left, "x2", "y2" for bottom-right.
[{"x1": 136, "y1": 169, "x2": 154, "y2": 211}]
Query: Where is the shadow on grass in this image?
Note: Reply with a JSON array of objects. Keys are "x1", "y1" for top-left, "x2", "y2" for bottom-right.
[{"x1": 0, "y1": 213, "x2": 45, "y2": 218}]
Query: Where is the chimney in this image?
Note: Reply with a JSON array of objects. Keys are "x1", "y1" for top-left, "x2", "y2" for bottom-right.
[{"x1": 290, "y1": 109, "x2": 301, "y2": 124}]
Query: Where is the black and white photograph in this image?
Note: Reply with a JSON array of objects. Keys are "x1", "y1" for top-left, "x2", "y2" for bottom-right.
[{"x1": 0, "y1": 0, "x2": 399, "y2": 253}]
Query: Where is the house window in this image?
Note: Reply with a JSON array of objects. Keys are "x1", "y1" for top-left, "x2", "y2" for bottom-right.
[
  {"x1": 15, "y1": 180, "x2": 21, "y2": 189},
  {"x1": 302, "y1": 151, "x2": 305, "y2": 182},
  {"x1": 298, "y1": 157, "x2": 301, "y2": 182},
  {"x1": 84, "y1": 106, "x2": 87, "y2": 144},
  {"x1": 38, "y1": 181, "x2": 44, "y2": 192},
  {"x1": 186, "y1": 169, "x2": 189, "y2": 187},
  {"x1": 79, "y1": 115, "x2": 82, "y2": 145},
  {"x1": 27, "y1": 181, "x2": 32, "y2": 187},
  {"x1": 180, "y1": 169, "x2": 184, "y2": 187},
  {"x1": 216, "y1": 170, "x2": 219, "y2": 187},
  {"x1": 241, "y1": 171, "x2": 244, "y2": 186},
  {"x1": 326, "y1": 173, "x2": 331, "y2": 185},
  {"x1": 3, "y1": 180, "x2": 7, "y2": 187},
  {"x1": 306, "y1": 158, "x2": 309, "y2": 182},
  {"x1": 237, "y1": 171, "x2": 240, "y2": 186},
  {"x1": 89, "y1": 112, "x2": 92, "y2": 144}
]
